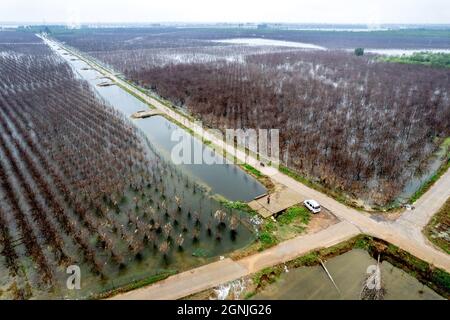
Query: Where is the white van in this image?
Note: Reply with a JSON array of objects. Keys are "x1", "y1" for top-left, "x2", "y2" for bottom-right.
[{"x1": 303, "y1": 199, "x2": 321, "y2": 214}]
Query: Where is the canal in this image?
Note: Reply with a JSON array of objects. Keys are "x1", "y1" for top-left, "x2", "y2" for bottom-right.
[{"x1": 53, "y1": 44, "x2": 266, "y2": 202}]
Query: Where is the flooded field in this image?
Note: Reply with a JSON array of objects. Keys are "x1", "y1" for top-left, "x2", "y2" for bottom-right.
[
  {"x1": 253, "y1": 250, "x2": 444, "y2": 300},
  {"x1": 58, "y1": 152, "x2": 257, "y2": 299},
  {"x1": 396, "y1": 138, "x2": 449, "y2": 204},
  {"x1": 211, "y1": 38, "x2": 326, "y2": 50},
  {"x1": 28, "y1": 150, "x2": 257, "y2": 299},
  {"x1": 0, "y1": 34, "x2": 262, "y2": 300}
]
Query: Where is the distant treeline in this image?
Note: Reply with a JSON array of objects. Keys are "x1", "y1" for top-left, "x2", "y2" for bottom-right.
[
  {"x1": 381, "y1": 52, "x2": 450, "y2": 68},
  {"x1": 51, "y1": 26, "x2": 450, "y2": 50}
]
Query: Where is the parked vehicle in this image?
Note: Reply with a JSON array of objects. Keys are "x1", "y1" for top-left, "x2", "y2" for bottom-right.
[{"x1": 303, "y1": 199, "x2": 321, "y2": 214}]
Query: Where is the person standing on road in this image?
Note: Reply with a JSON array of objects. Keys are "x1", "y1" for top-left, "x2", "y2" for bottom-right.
[{"x1": 267, "y1": 195, "x2": 271, "y2": 205}]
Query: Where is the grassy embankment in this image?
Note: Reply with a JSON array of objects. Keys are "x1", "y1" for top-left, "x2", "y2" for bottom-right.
[
  {"x1": 424, "y1": 198, "x2": 450, "y2": 254},
  {"x1": 218, "y1": 200, "x2": 313, "y2": 256},
  {"x1": 240, "y1": 164, "x2": 275, "y2": 192},
  {"x1": 258, "y1": 205, "x2": 311, "y2": 250}
]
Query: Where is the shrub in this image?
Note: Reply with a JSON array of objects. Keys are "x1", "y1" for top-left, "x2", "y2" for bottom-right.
[
  {"x1": 354, "y1": 48, "x2": 364, "y2": 56},
  {"x1": 277, "y1": 206, "x2": 311, "y2": 225}
]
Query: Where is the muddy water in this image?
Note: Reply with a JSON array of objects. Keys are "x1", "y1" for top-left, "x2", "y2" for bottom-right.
[
  {"x1": 254, "y1": 250, "x2": 444, "y2": 300},
  {"x1": 51, "y1": 43, "x2": 266, "y2": 202},
  {"x1": 397, "y1": 141, "x2": 448, "y2": 204},
  {"x1": 59, "y1": 161, "x2": 257, "y2": 300}
]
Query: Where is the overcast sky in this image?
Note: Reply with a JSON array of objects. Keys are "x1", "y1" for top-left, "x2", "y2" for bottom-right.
[{"x1": 1, "y1": 0, "x2": 449, "y2": 25}]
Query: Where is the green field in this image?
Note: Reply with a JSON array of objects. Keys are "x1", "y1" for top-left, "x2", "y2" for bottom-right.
[{"x1": 381, "y1": 52, "x2": 450, "y2": 68}]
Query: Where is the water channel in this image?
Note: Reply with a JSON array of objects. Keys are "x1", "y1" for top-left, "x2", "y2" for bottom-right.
[{"x1": 50, "y1": 41, "x2": 266, "y2": 203}]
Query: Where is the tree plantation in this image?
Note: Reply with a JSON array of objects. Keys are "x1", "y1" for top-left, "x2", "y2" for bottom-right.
[
  {"x1": 53, "y1": 28, "x2": 450, "y2": 206},
  {"x1": 1, "y1": 0, "x2": 450, "y2": 303},
  {"x1": 0, "y1": 32, "x2": 253, "y2": 299}
]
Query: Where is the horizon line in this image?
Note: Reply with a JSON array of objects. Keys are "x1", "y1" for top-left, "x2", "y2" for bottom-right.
[{"x1": 2, "y1": 21, "x2": 450, "y2": 26}]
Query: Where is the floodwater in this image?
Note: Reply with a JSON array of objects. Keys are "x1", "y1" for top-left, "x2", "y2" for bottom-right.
[
  {"x1": 254, "y1": 250, "x2": 444, "y2": 300},
  {"x1": 396, "y1": 140, "x2": 448, "y2": 204},
  {"x1": 0, "y1": 38, "x2": 263, "y2": 300},
  {"x1": 60, "y1": 159, "x2": 257, "y2": 299},
  {"x1": 212, "y1": 38, "x2": 326, "y2": 50},
  {"x1": 48, "y1": 41, "x2": 266, "y2": 202}
]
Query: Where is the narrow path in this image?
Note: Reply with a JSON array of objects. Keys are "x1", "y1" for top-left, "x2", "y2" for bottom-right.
[
  {"x1": 112, "y1": 258, "x2": 248, "y2": 300},
  {"x1": 42, "y1": 36, "x2": 450, "y2": 299}
]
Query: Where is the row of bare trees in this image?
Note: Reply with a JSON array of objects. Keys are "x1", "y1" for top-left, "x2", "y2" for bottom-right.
[
  {"x1": 53, "y1": 28, "x2": 450, "y2": 205},
  {"x1": 108, "y1": 50, "x2": 449, "y2": 206},
  {"x1": 0, "y1": 32, "x2": 250, "y2": 299}
]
